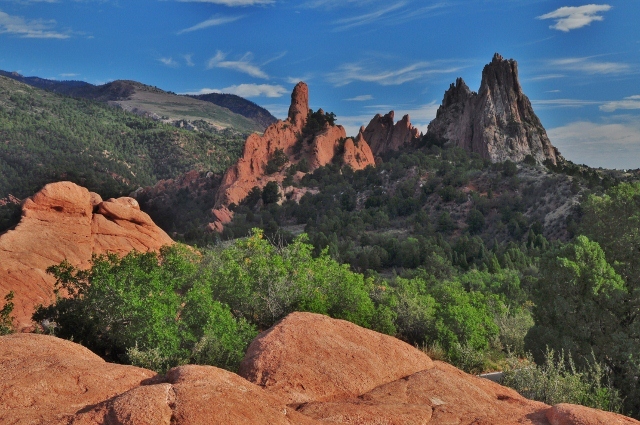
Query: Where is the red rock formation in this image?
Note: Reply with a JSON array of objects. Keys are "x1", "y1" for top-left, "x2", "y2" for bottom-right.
[
  {"x1": 2, "y1": 313, "x2": 640, "y2": 425},
  {"x1": 0, "y1": 181, "x2": 173, "y2": 330},
  {"x1": 72, "y1": 365, "x2": 318, "y2": 425},
  {"x1": 0, "y1": 333, "x2": 155, "y2": 424},
  {"x1": 238, "y1": 311, "x2": 434, "y2": 405},
  {"x1": 427, "y1": 53, "x2": 560, "y2": 164},
  {"x1": 363, "y1": 111, "x2": 420, "y2": 156},
  {"x1": 212, "y1": 82, "x2": 376, "y2": 225}
]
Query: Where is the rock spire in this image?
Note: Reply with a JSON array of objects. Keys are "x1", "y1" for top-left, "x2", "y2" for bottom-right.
[{"x1": 427, "y1": 53, "x2": 560, "y2": 164}]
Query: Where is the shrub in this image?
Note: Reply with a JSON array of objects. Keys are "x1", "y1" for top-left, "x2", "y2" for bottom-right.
[
  {"x1": 34, "y1": 245, "x2": 257, "y2": 373},
  {"x1": 502, "y1": 348, "x2": 622, "y2": 412},
  {"x1": 0, "y1": 291, "x2": 15, "y2": 335}
]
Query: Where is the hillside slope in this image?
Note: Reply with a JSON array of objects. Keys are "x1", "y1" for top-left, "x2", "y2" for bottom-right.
[
  {"x1": 0, "y1": 71, "x2": 266, "y2": 133},
  {"x1": 0, "y1": 76, "x2": 246, "y2": 231},
  {"x1": 189, "y1": 92, "x2": 277, "y2": 129}
]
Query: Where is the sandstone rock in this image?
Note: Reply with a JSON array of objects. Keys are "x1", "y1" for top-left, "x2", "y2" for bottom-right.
[
  {"x1": 213, "y1": 82, "x2": 376, "y2": 215},
  {"x1": 0, "y1": 181, "x2": 174, "y2": 329},
  {"x1": 363, "y1": 111, "x2": 420, "y2": 156},
  {"x1": 546, "y1": 403, "x2": 640, "y2": 425},
  {"x1": 0, "y1": 333, "x2": 156, "y2": 425},
  {"x1": 288, "y1": 81, "x2": 309, "y2": 129},
  {"x1": 357, "y1": 361, "x2": 550, "y2": 425},
  {"x1": 297, "y1": 400, "x2": 433, "y2": 425},
  {"x1": 427, "y1": 53, "x2": 559, "y2": 164},
  {"x1": 72, "y1": 365, "x2": 319, "y2": 425},
  {"x1": 238, "y1": 312, "x2": 434, "y2": 405}
]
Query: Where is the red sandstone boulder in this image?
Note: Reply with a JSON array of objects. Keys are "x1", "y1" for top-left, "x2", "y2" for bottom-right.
[
  {"x1": 0, "y1": 181, "x2": 174, "y2": 329},
  {"x1": 547, "y1": 403, "x2": 640, "y2": 425},
  {"x1": 238, "y1": 312, "x2": 434, "y2": 405},
  {"x1": 0, "y1": 333, "x2": 156, "y2": 424},
  {"x1": 363, "y1": 111, "x2": 420, "y2": 156},
  {"x1": 72, "y1": 365, "x2": 320, "y2": 425}
]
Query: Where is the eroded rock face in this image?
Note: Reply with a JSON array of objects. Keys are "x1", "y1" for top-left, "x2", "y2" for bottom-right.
[
  {"x1": 427, "y1": 53, "x2": 559, "y2": 164},
  {"x1": 238, "y1": 311, "x2": 434, "y2": 405},
  {"x1": 0, "y1": 333, "x2": 156, "y2": 425},
  {"x1": 363, "y1": 111, "x2": 420, "y2": 156},
  {"x1": 214, "y1": 82, "x2": 376, "y2": 211},
  {"x1": 546, "y1": 403, "x2": 640, "y2": 425},
  {"x1": 0, "y1": 181, "x2": 173, "y2": 329}
]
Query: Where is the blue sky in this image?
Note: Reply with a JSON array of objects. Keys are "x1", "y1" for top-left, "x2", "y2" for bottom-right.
[{"x1": 0, "y1": 0, "x2": 639, "y2": 169}]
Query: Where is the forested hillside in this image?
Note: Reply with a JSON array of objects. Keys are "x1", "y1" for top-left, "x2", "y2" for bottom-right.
[{"x1": 0, "y1": 76, "x2": 246, "y2": 231}]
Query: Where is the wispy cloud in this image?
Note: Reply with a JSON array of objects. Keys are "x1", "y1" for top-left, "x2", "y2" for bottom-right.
[
  {"x1": 184, "y1": 83, "x2": 287, "y2": 98},
  {"x1": 183, "y1": 54, "x2": 194, "y2": 66},
  {"x1": 328, "y1": 60, "x2": 462, "y2": 86},
  {"x1": 286, "y1": 75, "x2": 312, "y2": 84},
  {"x1": 207, "y1": 51, "x2": 269, "y2": 79},
  {"x1": 548, "y1": 57, "x2": 630, "y2": 74},
  {"x1": 159, "y1": 57, "x2": 179, "y2": 67},
  {"x1": 600, "y1": 95, "x2": 640, "y2": 112},
  {"x1": 345, "y1": 95, "x2": 373, "y2": 101},
  {"x1": 0, "y1": 10, "x2": 69, "y2": 39},
  {"x1": 527, "y1": 73, "x2": 565, "y2": 81},
  {"x1": 176, "y1": 0, "x2": 274, "y2": 5},
  {"x1": 59, "y1": 73, "x2": 79, "y2": 78},
  {"x1": 331, "y1": 1, "x2": 449, "y2": 31},
  {"x1": 537, "y1": 4, "x2": 611, "y2": 32},
  {"x1": 177, "y1": 14, "x2": 243, "y2": 34},
  {"x1": 548, "y1": 119, "x2": 640, "y2": 169},
  {"x1": 531, "y1": 98, "x2": 602, "y2": 109}
]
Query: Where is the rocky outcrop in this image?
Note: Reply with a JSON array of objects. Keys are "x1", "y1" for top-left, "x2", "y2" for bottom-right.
[
  {"x1": 0, "y1": 181, "x2": 173, "y2": 330},
  {"x1": 239, "y1": 312, "x2": 434, "y2": 405},
  {"x1": 213, "y1": 82, "x2": 376, "y2": 211},
  {"x1": 3, "y1": 313, "x2": 638, "y2": 425},
  {"x1": 0, "y1": 333, "x2": 155, "y2": 424},
  {"x1": 363, "y1": 111, "x2": 420, "y2": 156},
  {"x1": 427, "y1": 53, "x2": 559, "y2": 164}
]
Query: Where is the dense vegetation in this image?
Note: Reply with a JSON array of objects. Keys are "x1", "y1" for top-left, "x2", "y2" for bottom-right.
[{"x1": 0, "y1": 76, "x2": 246, "y2": 232}]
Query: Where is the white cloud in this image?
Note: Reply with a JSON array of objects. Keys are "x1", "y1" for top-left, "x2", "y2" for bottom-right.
[
  {"x1": 345, "y1": 95, "x2": 373, "y2": 101},
  {"x1": 537, "y1": 4, "x2": 611, "y2": 32},
  {"x1": 531, "y1": 98, "x2": 602, "y2": 108},
  {"x1": 527, "y1": 74, "x2": 565, "y2": 81},
  {"x1": 548, "y1": 119, "x2": 640, "y2": 169},
  {"x1": 207, "y1": 51, "x2": 269, "y2": 79},
  {"x1": 159, "y1": 57, "x2": 179, "y2": 67},
  {"x1": 177, "y1": 0, "x2": 273, "y2": 5},
  {"x1": 183, "y1": 54, "x2": 194, "y2": 66},
  {"x1": 177, "y1": 14, "x2": 242, "y2": 34},
  {"x1": 331, "y1": 2, "x2": 449, "y2": 31},
  {"x1": 600, "y1": 95, "x2": 640, "y2": 112},
  {"x1": 59, "y1": 73, "x2": 79, "y2": 77},
  {"x1": 184, "y1": 83, "x2": 287, "y2": 98},
  {"x1": 286, "y1": 75, "x2": 312, "y2": 84},
  {"x1": 328, "y1": 61, "x2": 461, "y2": 86},
  {"x1": 0, "y1": 10, "x2": 69, "y2": 39},
  {"x1": 548, "y1": 57, "x2": 630, "y2": 74}
]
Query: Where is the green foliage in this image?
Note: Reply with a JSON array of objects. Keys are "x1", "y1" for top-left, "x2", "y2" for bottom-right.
[
  {"x1": 502, "y1": 348, "x2": 622, "y2": 412},
  {"x1": 34, "y1": 245, "x2": 256, "y2": 373},
  {"x1": 0, "y1": 291, "x2": 15, "y2": 335},
  {"x1": 301, "y1": 109, "x2": 336, "y2": 136},
  {"x1": 262, "y1": 181, "x2": 281, "y2": 204},
  {"x1": 203, "y1": 229, "x2": 380, "y2": 330},
  {"x1": 265, "y1": 148, "x2": 289, "y2": 175}
]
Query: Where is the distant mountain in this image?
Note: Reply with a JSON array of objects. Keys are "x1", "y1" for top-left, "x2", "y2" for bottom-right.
[
  {"x1": 0, "y1": 75, "x2": 246, "y2": 228},
  {"x1": 188, "y1": 92, "x2": 277, "y2": 130},
  {"x1": 0, "y1": 71, "x2": 268, "y2": 133}
]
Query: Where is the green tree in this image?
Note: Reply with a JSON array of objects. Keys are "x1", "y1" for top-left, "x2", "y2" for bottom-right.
[
  {"x1": 0, "y1": 291, "x2": 15, "y2": 335},
  {"x1": 34, "y1": 245, "x2": 256, "y2": 373},
  {"x1": 262, "y1": 181, "x2": 281, "y2": 204}
]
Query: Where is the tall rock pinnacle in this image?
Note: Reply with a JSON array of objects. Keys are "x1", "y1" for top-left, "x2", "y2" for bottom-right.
[
  {"x1": 287, "y1": 81, "x2": 309, "y2": 129},
  {"x1": 427, "y1": 53, "x2": 560, "y2": 164}
]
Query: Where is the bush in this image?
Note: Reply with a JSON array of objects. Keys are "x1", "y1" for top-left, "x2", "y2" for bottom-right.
[
  {"x1": 0, "y1": 291, "x2": 15, "y2": 335},
  {"x1": 262, "y1": 181, "x2": 281, "y2": 204},
  {"x1": 502, "y1": 348, "x2": 622, "y2": 412},
  {"x1": 34, "y1": 245, "x2": 257, "y2": 373},
  {"x1": 265, "y1": 148, "x2": 289, "y2": 174}
]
